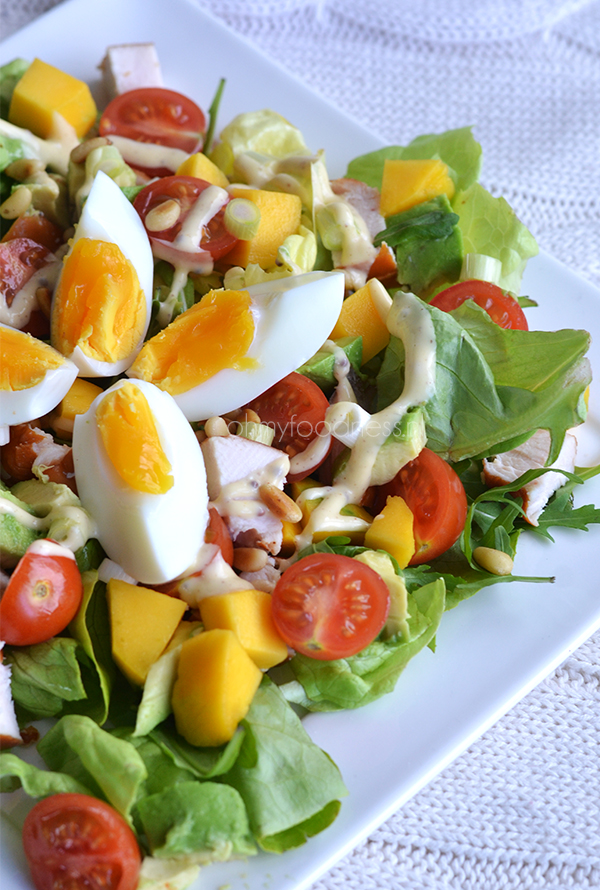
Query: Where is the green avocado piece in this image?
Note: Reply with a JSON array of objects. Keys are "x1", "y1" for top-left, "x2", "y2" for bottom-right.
[
  {"x1": 377, "y1": 194, "x2": 463, "y2": 296},
  {"x1": 0, "y1": 481, "x2": 41, "y2": 568},
  {"x1": 297, "y1": 336, "x2": 363, "y2": 393}
]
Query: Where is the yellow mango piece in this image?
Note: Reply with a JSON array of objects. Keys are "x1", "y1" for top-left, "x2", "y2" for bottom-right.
[
  {"x1": 107, "y1": 579, "x2": 187, "y2": 686},
  {"x1": 200, "y1": 589, "x2": 288, "y2": 670},
  {"x1": 176, "y1": 152, "x2": 230, "y2": 189},
  {"x1": 330, "y1": 280, "x2": 390, "y2": 363},
  {"x1": 172, "y1": 629, "x2": 262, "y2": 747},
  {"x1": 51, "y1": 378, "x2": 103, "y2": 438},
  {"x1": 379, "y1": 159, "x2": 455, "y2": 217},
  {"x1": 9, "y1": 58, "x2": 97, "y2": 139},
  {"x1": 224, "y1": 187, "x2": 302, "y2": 268},
  {"x1": 364, "y1": 495, "x2": 415, "y2": 569},
  {"x1": 280, "y1": 519, "x2": 301, "y2": 558},
  {"x1": 289, "y1": 477, "x2": 321, "y2": 502}
]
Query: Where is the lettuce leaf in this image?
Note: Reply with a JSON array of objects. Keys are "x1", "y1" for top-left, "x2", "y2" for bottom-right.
[
  {"x1": 6, "y1": 638, "x2": 87, "y2": 721},
  {"x1": 454, "y1": 183, "x2": 538, "y2": 293},
  {"x1": 0, "y1": 752, "x2": 91, "y2": 797},
  {"x1": 346, "y1": 127, "x2": 482, "y2": 191},
  {"x1": 221, "y1": 678, "x2": 347, "y2": 850},
  {"x1": 377, "y1": 301, "x2": 590, "y2": 463}
]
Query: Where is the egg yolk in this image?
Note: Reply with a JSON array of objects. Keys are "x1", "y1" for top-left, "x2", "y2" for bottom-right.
[
  {"x1": 52, "y1": 238, "x2": 146, "y2": 363},
  {"x1": 0, "y1": 326, "x2": 65, "y2": 391},
  {"x1": 129, "y1": 289, "x2": 258, "y2": 395},
  {"x1": 96, "y1": 382, "x2": 173, "y2": 495}
]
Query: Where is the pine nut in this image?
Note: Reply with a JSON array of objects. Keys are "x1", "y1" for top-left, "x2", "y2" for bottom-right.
[
  {"x1": 144, "y1": 199, "x2": 181, "y2": 232},
  {"x1": 232, "y1": 547, "x2": 269, "y2": 573},
  {"x1": 5, "y1": 158, "x2": 45, "y2": 181},
  {"x1": 70, "y1": 136, "x2": 111, "y2": 164},
  {"x1": 473, "y1": 546, "x2": 514, "y2": 576},
  {"x1": 204, "y1": 416, "x2": 230, "y2": 438},
  {"x1": 259, "y1": 484, "x2": 303, "y2": 523},
  {"x1": 0, "y1": 186, "x2": 32, "y2": 219},
  {"x1": 241, "y1": 408, "x2": 261, "y2": 424}
]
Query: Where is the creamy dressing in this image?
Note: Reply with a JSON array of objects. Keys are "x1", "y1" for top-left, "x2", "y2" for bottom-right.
[
  {"x1": 288, "y1": 431, "x2": 332, "y2": 478},
  {"x1": 28, "y1": 538, "x2": 76, "y2": 560},
  {"x1": 0, "y1": 498, "x2": 96, "y2": 553},
  {"x1": 0, "y1": 252, "x2": 63, "y2": 329},
  {"x1": 176, "y1": 544, "x2": 253, "y2": 607},
  {"x1": 295, "y1": 291, "x2": 436, "y2": 550},
  {"x1": 211, "y1": 455, "x2": 289, "y2": 521},
  {"x1": 0, "y1": 113, "x2": 78, "y2": 176},
  {"x1": 173, "y1": 186, "x2": 229, "y2": 253},
  {"x1": 321, "y1": 338, "x2": 356, "y2": 404},
  {"x1": 106, "y1": 134, "x2": 189, "y2": 173}
]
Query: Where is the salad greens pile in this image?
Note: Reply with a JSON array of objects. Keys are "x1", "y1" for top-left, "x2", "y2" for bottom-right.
[{"x1": 1, "y1": 57, "x2": 600, "y2": 890}]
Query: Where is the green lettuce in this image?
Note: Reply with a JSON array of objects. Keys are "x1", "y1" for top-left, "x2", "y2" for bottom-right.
[
  {"x1": 346, "y1": 126, "x2": 482, "y2": 191},
  {"x1": 211, "y1": 109, "x2": 310, "y2": 176},
  {"x1": 377, "y1": 301, "x2": 590, "y2": 464},
  {"x1": 454, "y1": 183, "x2": 538, "y2": 293},
  {"x1": 0, "y1": 752, "x2": 92, "y2": 797},
  {"x1": 68, "y1": 573, "x2": 114, "y2": 725},
  {"x1": 6, "y1": 638, "x2": 87, "y2": 721},
  {"x1": 221, "y1": 678, "x2": 347, "y2": 851}
]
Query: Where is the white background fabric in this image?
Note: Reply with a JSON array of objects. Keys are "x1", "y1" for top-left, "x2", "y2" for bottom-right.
[{"x1": 1, "y1": 1, "x2": 599, "y2": 888}]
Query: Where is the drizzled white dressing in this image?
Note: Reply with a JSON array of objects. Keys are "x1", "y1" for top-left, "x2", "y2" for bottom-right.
[
  {"x1": 295, "y1": 291, "x2": 436, "y2": 550},
  {"x1": 0, "y1": 498, "x2": 96, "y2": 554}
]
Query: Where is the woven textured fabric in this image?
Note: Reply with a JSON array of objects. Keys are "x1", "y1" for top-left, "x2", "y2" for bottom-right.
[{"x1": 1, "y1": 2, "x2": 599, "y2": 889}]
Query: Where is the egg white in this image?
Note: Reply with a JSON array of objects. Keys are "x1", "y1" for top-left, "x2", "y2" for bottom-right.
[
  {"x1": 72, "y1": 378, "x2": 209, "y2": 584},
  {"x1": 0, "y1": 323, "x2": 79, "y2": 427},
  {"x1": 128, "y1": 270, "x2": 345, "y2": 421},
  {"x1": 54, "y1": 170, "x2": 154, "y2": 377}
]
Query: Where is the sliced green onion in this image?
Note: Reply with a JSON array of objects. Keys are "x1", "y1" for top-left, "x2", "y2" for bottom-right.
[
  {"x1": 223, "y1": 198, "x2": 261, "y2": 240},
  {"x1": 460, "y1": 253, "x2": 503, "y2": 286},
  {"x1": 236, "y1": 421, "x2": 275, "y2": 446}
]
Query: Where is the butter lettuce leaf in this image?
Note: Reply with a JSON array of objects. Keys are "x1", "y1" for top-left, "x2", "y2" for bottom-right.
[
  {"x1": 6, "y1": 638, "x2": 87, "y2": 721},
  {"x1": 221, "y1": 678, "x2": 347, "y2": 850},
  {"x1": 0, "y1": 752, "x2": 91, "y2": 797},
  {"x1": 346, "y1": 127, "x2": 482, "y2": 191},
  {"x1": 454, "y1": 183, "x2": 538, "y2": 293}
]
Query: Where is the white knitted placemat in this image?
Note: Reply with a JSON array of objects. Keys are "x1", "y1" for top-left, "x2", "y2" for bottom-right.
[{"x1": 1, "y1": 2, "x2": 599, "y2": 889}]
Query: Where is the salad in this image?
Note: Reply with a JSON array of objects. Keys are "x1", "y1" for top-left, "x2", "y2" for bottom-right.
[{"x1": 0, "y1": 39, "x2": 599, "y2": 890}]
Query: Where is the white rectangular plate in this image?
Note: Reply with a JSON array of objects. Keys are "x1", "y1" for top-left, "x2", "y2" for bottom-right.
[{"x1": 2, "y1": 2, "x2": 600, "y2": 889}]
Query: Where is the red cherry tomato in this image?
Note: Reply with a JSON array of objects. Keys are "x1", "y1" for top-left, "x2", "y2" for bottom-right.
[
  {"x1": 99, "y1": 87, "x2": 205, "y2": 177},
  {"x1": 429, "y1": 279, "x2": 528, "y2": 330},
  {"x1": 0, "y1": 541, "x2": 83, "y2": 646},
  {"x1": 22, "y1": 793, "x2": 141, "y2": 890},
  {"x1": 245, "y1": 372, "x2": 331, "y2": 482},
  {"x1": 133, "y1": 176, "x2": 238, "y2": 264},
  {"x1": 373, "y1": 447, "x2": 468, "y2": 565},
  {"x1": 0, "y1": 238, "x2": 52, "y2": 310},
  {"x1": 271, "y1": 553, "x2": 390, "y2": 660},
  {"x1": 2, "y1": 212, "x2": 64, "y2": 253}
]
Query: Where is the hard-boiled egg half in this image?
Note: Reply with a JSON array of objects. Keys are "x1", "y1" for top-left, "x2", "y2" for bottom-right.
[
  {"x1": 51, "y1": 170, "x2": 153, "y2": 377},
  {"x1": 0, "y1": 323, "x2": 78, "y2": 442},
  {"x1": 127, "y1": 270, "x2": 344, "y2": 421},
  {"x1": 72, "y1": 378, "x2": 209, "y2": 584}
]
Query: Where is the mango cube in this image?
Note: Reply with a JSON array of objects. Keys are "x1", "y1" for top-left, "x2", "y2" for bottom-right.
[
  {"x1": 330, "y1": 279, "x2": 390, "y2": 364},
  {"x1": 176, "y1": 152, "x2": 230, "y2": 189},
  {"x1": 364, "y1": 495, "x2": 415, "y2": 568},
  {"x1": 224, "y1": 187, "x2": 302, "y2": 268},
  {"x1": 172, "y1": 629, "x2": 262, "y2": 747},
  {"x1": 379, "y1": 159, "x2": 455, "y2": 218},
  {"x1": 199, "y1": 589, "x2": 288, "y2": 670},
  {"x1": 9, "y1": 58, "x2": 97, "y2": 139},
  {"x1": 107, "y1": 579, "x2": 187, "y2": 686},
  {"x1": 51, "y1": 378, "x2": 103, "y2": 438}
]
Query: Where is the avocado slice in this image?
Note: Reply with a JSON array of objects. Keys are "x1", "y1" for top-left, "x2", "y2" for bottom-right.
[
  {"x1": 0, "y1": 481, "x2": 42, "y2": 568},
  {"x1": 297, "y1": 336, "x2": 362, "y2": 394}
]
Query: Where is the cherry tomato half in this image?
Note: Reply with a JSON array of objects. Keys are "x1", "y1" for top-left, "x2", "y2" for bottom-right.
[
  {"x1": 2, "y1": 212, "x2": 64, "y2": 253},
  {"x1": 245, "y1": 372, "x2": 331, "y2": 482},
  {"x1": 99, "y1": 87, "x2": 205, "y2": 176},
  {"x1": 0, "y1": 541, "x2": 83, "y2": 646},
  {"x1": 373, "y1": 447, "x2": 468, "y2": 565},
  {"x1": 429, "y1": 279, "x2": 528, "y2": 330},
  {"x1": 133, "y1": 175, "x2": 238, "y2": 264},
  {"x1": 271, "y1": 553, "x2": 390, "y2": 660},
  {"x1": 0, "y1": 238, "x2": 52, "y2": 309},
  {"x1": 22, "y1": 793, "x2": 141, "y2": 890}
]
